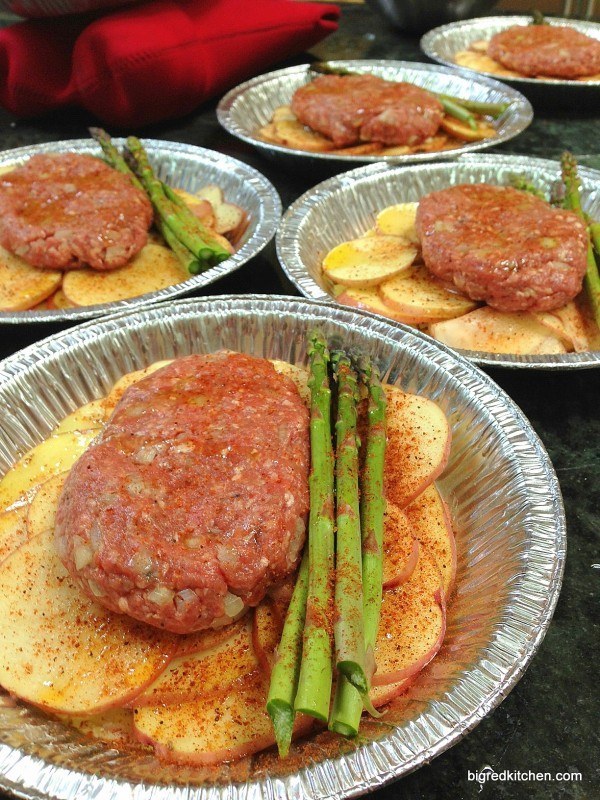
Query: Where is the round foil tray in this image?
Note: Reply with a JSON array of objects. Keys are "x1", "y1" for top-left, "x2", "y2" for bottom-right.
[
  {"x1": 0, "y1": 139, "x2": 281, "y2": 324},
  {"x1": 216, "y1": 60, "x2": 532, "y2": 165},
  {"x1": 0, "y1": 295, "x2": 565, "y2": 798},
  {"x1": 421, "y1": 16, "x2": 600, "y2": 105},
  {"x1": 276, "y1": 153, "x2": 600, "y2": 369}
]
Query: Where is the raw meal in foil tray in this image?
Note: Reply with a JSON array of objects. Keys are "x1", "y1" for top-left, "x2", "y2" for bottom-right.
[
  {"x1": 329, "y1": 154, "x2": 600, "y2": 355},
  {"x1": 258, "y1": 63, "x2": 509, "y2": 157},
  {"x1": 0, "y1": 130, "x2": 248, "y2": 312},
  {"x1": 454, "y1": 15, "x2": 600, "y2": 82},
  {"x1": 0, "y1": 333, "x2": 456, "y2": 768}
]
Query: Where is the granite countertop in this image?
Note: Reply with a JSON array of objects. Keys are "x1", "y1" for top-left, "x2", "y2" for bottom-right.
[{"x1": 0, "y1": 5, "x2": 598, "y2": 800}]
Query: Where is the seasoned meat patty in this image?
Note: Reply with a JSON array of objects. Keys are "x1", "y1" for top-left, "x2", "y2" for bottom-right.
[
  {"x1": 0, "y1": 153, "x2": 153, "y2": 271},
  {"x1": 488, "y1": 24, "x2": 600, "y2": 79},
  {"x1": 416, "y1": 184, "x2": 588, "y2": 312},
  {"x1": 54, "y1": 352, "x2": 310, "y2": 634},
  {"x1": 291, "y1": 74, "x2": 444, "y2": 147}
]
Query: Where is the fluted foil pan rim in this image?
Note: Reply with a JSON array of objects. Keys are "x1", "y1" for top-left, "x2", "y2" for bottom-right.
[
  {"x1": 0, "y1": 295, "x2": 565, "y2": 798},
  {"x1": 421, "y1": 16, "x2": 600, "y2": 89},
  {"x1": 276, "y1": 153, "x2": 600, "y2": 369},
  {"x1": 216, "y1": 60, "x2": 532, "y2": 164},
  {"x1": 0, "y1": 139, "x2": 281, "y2": 324}
]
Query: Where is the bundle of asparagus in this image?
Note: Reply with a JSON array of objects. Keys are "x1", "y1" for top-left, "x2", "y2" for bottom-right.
[
  {"x1": 267, "y1": 331, "x2": 387, "y2": 755},
  {"x1": 90, "y1": 128, "x2": 231, "y2": 275}
]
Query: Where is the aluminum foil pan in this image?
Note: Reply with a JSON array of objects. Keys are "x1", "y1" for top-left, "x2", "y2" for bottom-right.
[
  {"x1": 421, "y1": 16, "x2": 600, "y2": 104},
  {"x1": 216, "y1": 60, "x2": 532, "y2": 166},
  {"x1": 0, "y1": 139, "x2": 281, "y2": 324},
  {"x1": 276, "y1": 154, "x2": 600, "y2": 370},
  {"x1": 0, "y1": 295, "x2": 565, "y2": 799}
]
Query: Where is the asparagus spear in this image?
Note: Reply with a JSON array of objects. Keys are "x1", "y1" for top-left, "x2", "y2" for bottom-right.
[
  {"x1": 561, "y1": 151, "x2": 600, "y2": 329},
  {"x1": 508, "y1": 174, "x2": 548, "y2": 201},
  {"x1": 436, "y1": 94, "x2": 510, "y2": 119},
  {"x1": 125, "y1": 136, "x2": 231, "y2": 268},
  {"x1": 329, "y1": 355, "x2": 387, "y2": 736},
  {"x1": 266, "y1": 550, "x2": 309, "y2": 757},
  {"x1": 294, "y1": 331, "x2": 335, "y2": 723},
  {"x1": 330, "y1": 352, "x2": 367, "y2": 696}
]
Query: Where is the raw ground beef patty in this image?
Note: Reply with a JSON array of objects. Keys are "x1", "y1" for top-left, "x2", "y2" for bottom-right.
[
  {"x1": 291, "y1": 74, "x2": 444, "y2": 147},
  {"x1": 0, "y1": 152, "x2": 153, "y2": 271},
  {"x1": 416, "y1": 183, "x2": 588, "y2": 312},
  {"x1": 487, "y1": 24, "x2": 600, "y2": 79},
  {"x1": 54, "y1": 352, "x2": 310, "y2": 634}
]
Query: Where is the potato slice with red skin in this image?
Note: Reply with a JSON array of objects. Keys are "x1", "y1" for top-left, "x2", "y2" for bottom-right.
[
  {"x1": 429, "y1": 307, "x2": 568, "y2": 354},
  {"x1": 103, "y1": 360, "x2": 173, "y2": 413},
  {"x1": 132, "y1": 618, "x2": 258, "y2": 707},
  {"x1": 372, "y1": 549, "x2": 446, "y2": 686},
  {"x1": 64, "y1": 708, "x2": 134, "y2": 743},
  {"x1": 134, "y1": 673, "x2": 313, "y2": 766},
  {"x1": 383, "y1": 385, "x2": 451, "y2": 508},
  {"x1": 0, "y1": 246, "x2": 62, "y2": 312},
  {"x1": 0, "y1": 429, "x2": 99, "y2": 512},
  {"x1": 0, "y1": 505, "x2": 28, "y2": 563},
  {"x1": 0, "y1": 529, "x2": 178, "y2": 715},
  {"x1": 26, "y1": 471, "x2": 68, "y2": 537},
  {"x1": 375, "y1": 202, "x2": 420, "y2": 244},
  {"x1": 53, "y1": 399, "x2": 109, "y2": 434},
  {"x1": 323, "y1": 236, "x2": 417, "y2": 288},
  {"x1": 380, "y1": 266, "x2": 478, "y2": 323},
  {"x1": 174, "y1": 617, "x2": 248, "y2": 658},
  {"x1": 404, "y1": 483, "x2": 456, "y2": 598},
  {"x1": 383, "y1": 502, "x2": 420, "y2": 589},
  {"x1": 252, "y1": 598, "x2": 283, "y2": 675},
  {"x1": 337, "y1": 286, "x2": 426, "y2": 326}
]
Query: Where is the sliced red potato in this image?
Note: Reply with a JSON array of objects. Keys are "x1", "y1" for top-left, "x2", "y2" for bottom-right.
[
  {"x1": 429, "y1": 307, "x2": 568, "y2": 354},
  {"x1": 270, "y1": 360, "x2": 310, "y2": 405},
  {"x1": 372, "y1": 549, "x2": 445, "y2": 686},
  {"x1": 132, "y1": 617, "x2": 258, "y2": 707},
  {"x1": 26, "y1": 471, "x2": 68, "y2": 537},
  {"x1": 0, "y1": 429, "x2": 99, "y2": 512},
  {"x1": 0, "y1": 246, "x2": 62, "y2": 312},
  {"x1": 323, "y1": 236, "x2": 417, "y2": 287},
  {"x1": 383, "y1": 502, "x2": 420, "y2": 589},
  {"x1": 454, "y1": 50, "x2": 520, "y2": 79},
  {"x1": 194, "y1": 185, "x2": 246, "y2": 238},
  {"x1": 440, "y1": 116, "x2": 496, "y2": 141},
  {"x1": 104, "y1": 360, "x2": 173, "y2": 413},
  {"x1": 375, "y1": 203, "x2": 420, "y2": 244},
  {"x1": 134, "y1": 673, "x2": 313, "y2": 765},
  {"x1": 0, "y1": 529, "x2": 178, "y2": 715},
  {"x1": 273, "y1": 117, "x2": 336, "y2": 153},
  {"x1": 172, "y1": 189, "x2": 217, "y2": 229},
  {"x1": 252, "y1": 598, "x2": 283, "y2": 675},
  {"x1": 174, "y1": 617, "x2": 249, "y2": 658},
  {"x1": 0, "y1": 505, "x2": 28, "y2": 563},
  {"x1": 383, "y1": 385, "x2": 451, "y2": 508},
  {"x1": 53, "y1": 399, "x2": 109, "y2": 434},
  {"x1": 380, "y1": 266, "x2": 479, "y2": 323},
  {"x1": 337, "y1": 286, "x2": 426, "y2": 325},
  {"x1": 62, "y1": 244, "x2": 187, "y2": 307},
  {"x1": 63, "y1": 708, "x2": 134, "y2": 743},
  {"x1": 534, "y1": 300, "x2": 593, "y2": 353},
  {"x1": 404, "y1": 483, "x2": 456, "y2": 598}
]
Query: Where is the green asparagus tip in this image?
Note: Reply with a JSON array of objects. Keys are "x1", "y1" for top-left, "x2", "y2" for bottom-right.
[{"x1": 267, "y1": 699, "x2": 294, "y2": 758}]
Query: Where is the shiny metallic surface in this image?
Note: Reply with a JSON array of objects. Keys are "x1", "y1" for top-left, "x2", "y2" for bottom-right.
[
  {"x1": 365, "y1": 0, "x2": 499, "y2": 35},
  {"x1": 217, "y1": 61, "x2": 532, "y2": 166},
  {"x1": 0, "y1": 139, "x2": 281, "y2": 324},
  {"x1": 276, "y1": 154, "x2": 600, "y2": 369},
  {"x1": 421, "y1": 16, "x2": 600, "y2": 95},
  {"x1": 0, "y1": 295, "x2": 564, "y2": 798}
]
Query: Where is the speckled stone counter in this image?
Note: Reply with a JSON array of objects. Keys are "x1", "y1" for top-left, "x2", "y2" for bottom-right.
[{"x1": 0, "y1": 5, "x2": 598, "y2": 800}]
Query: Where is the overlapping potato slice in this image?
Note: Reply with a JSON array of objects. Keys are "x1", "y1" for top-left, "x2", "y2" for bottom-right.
[
  {"x1": 372, "y1": 549, "x2": 445, "y2": 686},
  {"x1": 62, "y1": 244, "x2": 187, "y2": 307},
  {"x1": 440, "y1": 116, "x2": 497, "y2": 141},
  {"x1": 0, "y1": 246, "x2": 62, "y2": 312},
  {"x1": 0, "y1": 529, "x2": 178, "y2": 714},
  {"x1": 270, "y1": 360, "x2": 310, "y2": 405},
  {"x1": 534, "y1": 300, "x2": 599, "y2": 353},
  {"x1": 429, "y1": 306, "x2": 568, "y2": 354},
  {"x1": 194, "y1": 185, "x2": 247, "y2": 238},
  {"x1": 454, "y1": 50, "x2": 521, "y2": 78},
  {"x1": 134, "y1": 673, "x2": 313, "y2": 765},
  {"x1": 379, "y1": 266, "x2": 479, "y2": 323},
  {"x1": 104, "y1": 360, "x2": 173, "y2": 412},
  {"x1": 383, "y1": 385, "x2": 451, "y2": 508},
  {"x1": 383, "y1": 502, "x2": 420, "y2": 588},
  {"x1": 404, "y1": 483, "x2": 456, "y2": 597},
  {"x1": 0, "y1": 429, "x2": 99, "y2": 511},
  {"x1": 133, "y1": 618, "x2": 258, "y2": 707},
  {"x1": 337, "y1": 286, "x2": 422, "y2": 325},
  {"x1": 375, "y1": 203, "x2": 419, "y2": 243},
  {"x1": 53, "y1": 399, "x2": 109, "y2": 434},
  {"x1": 322, "y1": 236, "x2": 417, "y2": 287},
  {"x1": 26, "y1": 471, "x2": 68, "y2": 537},
  {"x1": 0, "y1": 505, "x2": 28, "y2": 563},
  {"x1": 64, "y1": 708, "x2": 134, "y2": 743},
  {"x1": 252, "y1": 599, "x2": 283, "y2": 674}
]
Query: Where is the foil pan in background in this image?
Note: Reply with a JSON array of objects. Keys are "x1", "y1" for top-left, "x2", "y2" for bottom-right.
[
  {"x1": 0, "y1": 139, "x2": 281, "y2": 324},
  {"x1": 421, "y1": 16, "x2": 600, "y2": 106},
  {"x1": 0, "y1": 296, "x2": 565, "y2": 799},
  {"x1": 276, "y1": 154, "x2": 600, "y2": 370},
  {"x1": 216, "y1": 60, "x2": 533, "y2": 166}
]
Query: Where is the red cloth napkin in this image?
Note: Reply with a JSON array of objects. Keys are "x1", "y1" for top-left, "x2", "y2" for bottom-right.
[{"x1": 0, "y1": 0, "x2": 340, "y2": 127}]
